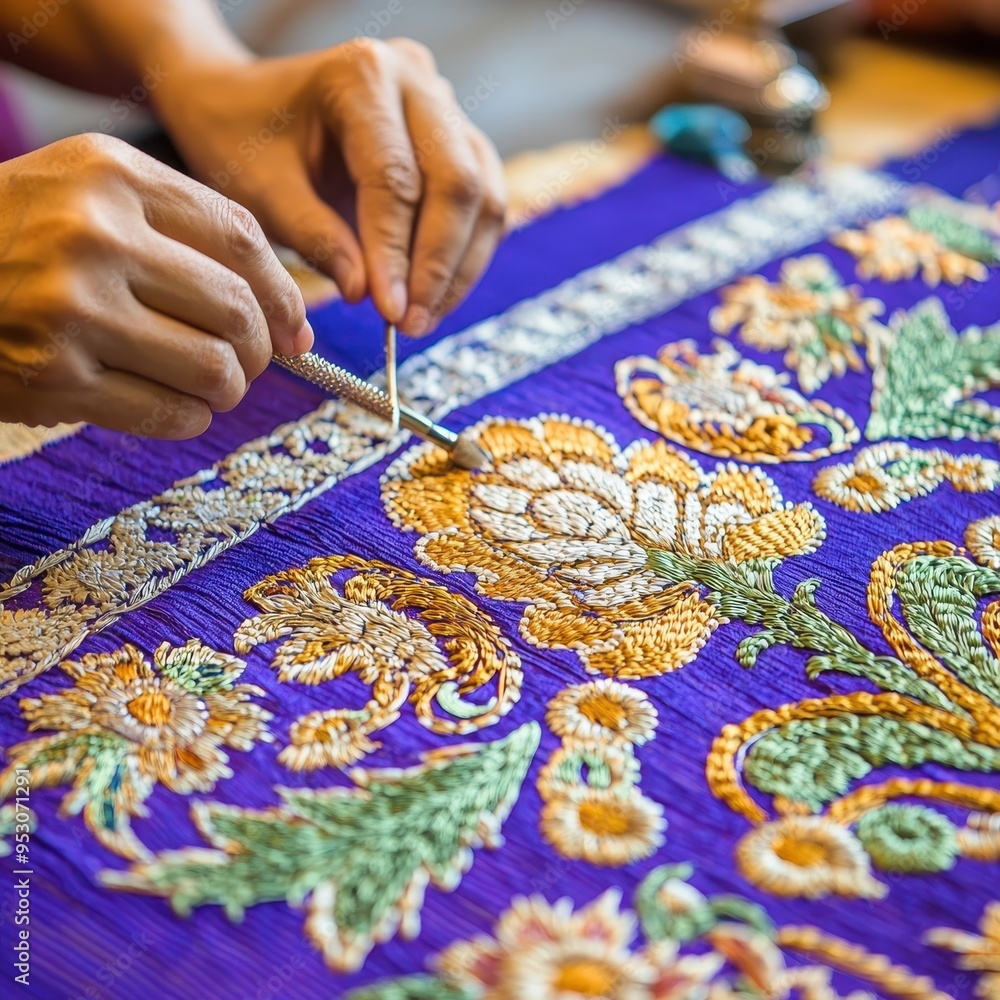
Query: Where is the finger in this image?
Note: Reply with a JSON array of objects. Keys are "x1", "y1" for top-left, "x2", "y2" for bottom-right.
[
  {"x1": 137, "y1": 161, "x2": 312, "y2": 355},
  {"x1": 321, "y1": 46, "x2": 422, "y2": 323},
  {"x1": 75, "y1": 369, "x2": 212, "y2": 440},
  {"x1": 249, "y1": 168, "x2": 367, "y2": 303},
  {"x1": 94, "y1": 301, "x2": 247, "y2": 413},
  {"x1": 433, "y1": 126, "x2": 507, "y2": 317},
  {"x1": 129, "y1": 233, "x2": 271, "y2": 385},
  {"x1": 399, "y1": 83, "x2": 484, "y2": 336}
]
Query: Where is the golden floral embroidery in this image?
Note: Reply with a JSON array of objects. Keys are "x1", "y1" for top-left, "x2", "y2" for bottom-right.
[
  {"x1": 0, "y1": 641, "x2": 270, "y2": 860},
  {"x1": 546, "y1": 679, "x2": 657, "y2": 747},
  {"x1": 538, "y1": 682, "x2": 663, "y2": 867},
  {"x1": 834, "y1": 196, "x2": 1000, "y2": 286},
  {"x1": 382, "y1": 415, "x2": 824, "y2": 679},
  {"x1": 690, "y1": 522, "x2": 1000, "y2": 900},
  {"x1": 813, "y1": 443, "x2": 1000, "y2": 513},
  {"x1": 926, "y1": 900, "x2": 1000, "y2": 1000},
  {"x1": 735, "y1": 816, "x2": 885, "y2": 900},
  {"x1": 616, "y1": 341, "x2": 858, "y2": 463},
  {"x1": 234, "y1": 555, "x2": 522, "y2": 770},
  {"x1": 966, "y1": 515, "x2": 1000, "y2": 569},
  {"x1": 433, "y1": 889, "x2": 721, "y2": 1000},
  {"x1": 958, "y1": 812, "x2": 1000, "y2": 861},
  {"x1": 356, "y1": 865, "x2": 942, "y2": 999},
  {"x1": 709, "y1": 254, "x2": 886, "y2": 392}
]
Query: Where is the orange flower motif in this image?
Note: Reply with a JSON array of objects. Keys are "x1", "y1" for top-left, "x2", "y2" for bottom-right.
[{"x1": 382, "y1": 415, "x2": 825, "y2": 679}]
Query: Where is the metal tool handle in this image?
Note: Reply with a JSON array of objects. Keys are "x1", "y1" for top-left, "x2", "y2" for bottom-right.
[{"x1": 272, "y1": 350, "x2": 460, "y2": 453}]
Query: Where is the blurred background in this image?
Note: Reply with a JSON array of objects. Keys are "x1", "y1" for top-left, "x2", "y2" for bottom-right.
[{"x1": 5, "y1": 0, "x2": 999, "y2": 219}]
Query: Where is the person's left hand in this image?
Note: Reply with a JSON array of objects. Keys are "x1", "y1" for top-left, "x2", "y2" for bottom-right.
[{"x1": 155, "y1": 38, "x2": 506, "y2": 337}]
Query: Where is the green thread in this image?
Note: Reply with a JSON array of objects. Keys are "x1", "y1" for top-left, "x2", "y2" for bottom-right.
[
  {"x1": 896, "y1": 556, "x2": 1000, "y2": 704},
  {"x1": 856, "y1": 804, "x2": 959, "y2": 873},
  {"x1": 155, "y1": 638, "x2": 244, "y2": 695},
  {"x1": 866, "y1": 298, "x2": 1000, "y2": 442},
  {"x1": 102, "y1": 723, "x2": 540, "y2": 971},
  {"x1": 634, "y1": 864, "x2": 774, "y2": 944},
  {"x1": 647, "y1": 550, "x2": 955, "y2": 711},
  {"x1": 908, "y1": 204, "x2": 1000, "y2": 264},
  {"x1": 745, "y1": 715, "x2": 1000, "y2": 811},
  {"x1": 345, "y1": 976, "x2": 473, "y2": 1000}
]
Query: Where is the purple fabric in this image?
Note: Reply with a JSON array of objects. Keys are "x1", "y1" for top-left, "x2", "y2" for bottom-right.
[
  {"x1": 1, "y1": 122, "x2": 999, "y2": 999},
  {"x1": 0, "y1": 73, "x2": 29, "y2": 162}
]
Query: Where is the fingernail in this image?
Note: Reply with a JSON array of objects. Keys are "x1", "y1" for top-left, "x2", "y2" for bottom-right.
[
  {"x1": 333, "y1": 262, "x2": 363, "y2": 303},
  {"x1": 388, "y1": 281, "x2": 408, "y2": 322},
  {"x1": 401, "y1": 304, "x2": 432, "y2": 337},
  {"x1": 295, "y1": 319, "x2": 315, "y2": 354}
]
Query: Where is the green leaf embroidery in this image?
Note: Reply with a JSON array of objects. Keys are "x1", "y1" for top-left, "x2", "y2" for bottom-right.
[
  {"x1": 647, "y1": 549, "x2": 955, "y2": 711},
  {"x1": 896, "y1": 555, "x2": 1000, "y2": 704},
  {"x1": 908, "y1": 204, "x2": 1000, "y2": 264},
  {"x1": 346, "y1": 977, "x2": 474, "y2": 1000},
  {"x1": 102, "y1": 723, "x2": 540, "y2": 972},
  {"x1": 744, "y1": 715, "x2": 1000, "y2": 811},
  {"x1": 867, "y1": 298, "x2": 1000, "y2": 443}
]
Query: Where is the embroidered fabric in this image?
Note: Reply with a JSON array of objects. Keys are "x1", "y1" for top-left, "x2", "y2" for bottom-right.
[{"x1": 1, "y1": 125, "x2": 999, "y2": 999}]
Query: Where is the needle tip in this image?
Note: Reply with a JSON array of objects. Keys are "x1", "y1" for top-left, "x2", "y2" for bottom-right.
[{"x1": 451, "y1": 434, "x2": 491, "y2": 471}]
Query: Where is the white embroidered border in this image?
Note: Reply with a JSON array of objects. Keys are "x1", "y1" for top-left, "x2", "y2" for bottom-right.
[{"x1": 0, "y1": 166, "x2": 904, "y2": 694}]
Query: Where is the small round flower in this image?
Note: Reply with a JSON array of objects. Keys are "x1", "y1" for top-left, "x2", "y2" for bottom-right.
[
  {"x1": 435, "y1": 889, "x2": 657, "y2": 1000},
  {"x1": 813, "y1": 461, "x2": 902, "y2": 513},
  {"x1": 966, "y1": 515, "x2": 1000, "y2": 568},
  {"x1": 736, "y1": 816, "x2": 886, "y2": 899},
  {"x1": 942, "y1": 455, "x2": 1000, "y2": 494},
  {"x1": 278, "y1": 709, "x2": 381, "y2": 771},
  {"x1": 856, "y1": 804, "x2": 958, "y2": 874},
  {"x1": 546, "y1": 680, "x2": 658, "y2": 747},
  {"x1": 541, "y1": 786, "x2": 666, "y2": 867}
]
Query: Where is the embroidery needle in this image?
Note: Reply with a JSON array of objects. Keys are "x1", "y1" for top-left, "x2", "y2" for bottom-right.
[
  {"x1": 384, "y1": 321, "x2": 400, "y2": 435},
  {"x1": 273, "y1": 335, "x2": 489, "y2": 471}
]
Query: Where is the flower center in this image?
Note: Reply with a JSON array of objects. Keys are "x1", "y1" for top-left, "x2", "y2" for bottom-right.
[
  {"x1": 579, "y1": 693, "x2": 628, "y2": 732},
  {"x1": 552, "y1": 958, "x2": 621, "y2": 996},
  {"x1": 773, "y1": 833, "x2": 829, "y2": 868},
  {"x1": 843, "y1": 472, "x2": 883, "y2": 495},
  {"x1": 578, "y1": 798, "x2": 635, "y2": 837},
  {"x1": 126, "y1": 690, "x2": 173, "y2": 727}
]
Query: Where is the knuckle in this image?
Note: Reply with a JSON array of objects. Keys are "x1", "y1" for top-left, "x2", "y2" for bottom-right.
[
  {"x1": 222, "y1": 279, "x2": 261, "y2": 345},
  {"x1": 194, "y1": 339, "x2": 242, "y2": 402},
  {"x1": 482, "y1": 190, "x2": 508, "y2": 225},
  {"x1": 419, "y1": 254, "x2": 455, "y2": 290},
  {"x1": 360, "y1": 149, "x2": 422, "y2": 205},
  {"x1": 218, "y1": 200, "x2": 268, "y2": 263},
  {"x1": 436, "y1": 166, "x2": 484, "y2": 210},
  {"x1": 389, "y1": 37, "x2": 436, "y2": 71}
]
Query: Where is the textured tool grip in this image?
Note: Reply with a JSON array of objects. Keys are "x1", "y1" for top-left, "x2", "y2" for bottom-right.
[{"x1": 273, "y1": 352, "x2": 394, "y2": 422}]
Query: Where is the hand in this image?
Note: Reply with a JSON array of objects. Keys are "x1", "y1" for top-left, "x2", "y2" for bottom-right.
[
  {"x1": 156, "y1": 38, "x2": 507, "y2": 337},
  {"x1": 0, "y1": 133, "x2": 311, "y2": 437}
]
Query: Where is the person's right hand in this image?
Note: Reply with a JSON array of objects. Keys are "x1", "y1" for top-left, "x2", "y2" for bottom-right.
[{"x1": 0, "y1": 133, "x2": 312, "y2": 438}]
